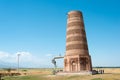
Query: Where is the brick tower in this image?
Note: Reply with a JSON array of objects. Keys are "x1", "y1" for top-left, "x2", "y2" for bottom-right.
[{"x1": 64, "y1": 11, "x2": 92, "y2": 72}]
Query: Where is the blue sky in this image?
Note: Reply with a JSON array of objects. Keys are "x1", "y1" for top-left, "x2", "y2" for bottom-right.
[{"x1": 0, "y1": 0, "x2": 120, "y2": 68}]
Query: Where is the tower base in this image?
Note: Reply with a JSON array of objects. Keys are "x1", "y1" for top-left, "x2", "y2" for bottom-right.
[
  {"x1": 56, "y1": 71, "x2": 92, "y2": 75},
  {"x1": 64, "y1": 54, "x2": 92, "y2": 72}
]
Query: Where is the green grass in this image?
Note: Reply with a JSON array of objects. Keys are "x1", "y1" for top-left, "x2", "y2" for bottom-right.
[
  {"x1": 4, "y1": 75, "x2": 46, "y2": 80},
  {"x1": 91, "y1": 78, "x2": 104, "y2": 80}
]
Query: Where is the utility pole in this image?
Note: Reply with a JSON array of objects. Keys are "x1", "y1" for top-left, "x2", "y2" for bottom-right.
[{"x1": 17, "y1": 54, "x2": 21, "y2": 73}]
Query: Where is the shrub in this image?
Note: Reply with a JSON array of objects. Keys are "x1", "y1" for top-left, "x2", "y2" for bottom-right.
[{"x1": 91, "y1": 78, "x2": 104, "y2": 80}]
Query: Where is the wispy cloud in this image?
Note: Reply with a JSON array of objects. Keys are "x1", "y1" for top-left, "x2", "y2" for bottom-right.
[{"x1": 0, "y1": 51, "x2": 54, "y2": 68}]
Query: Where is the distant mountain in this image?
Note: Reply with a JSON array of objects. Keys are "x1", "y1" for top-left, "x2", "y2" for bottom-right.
[{"x1": 0, "y1": 60, "x2": 17, "y2": 68}]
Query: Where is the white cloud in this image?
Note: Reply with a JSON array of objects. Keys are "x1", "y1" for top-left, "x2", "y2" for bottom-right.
[
  {"x1": 0, "y1": 51, "x2": 9, "y2": 58},
  {"x1": 0, "y1": 51, "x2": 54, "y2": 68}
]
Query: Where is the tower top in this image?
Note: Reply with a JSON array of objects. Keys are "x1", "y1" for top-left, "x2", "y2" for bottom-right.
[{"x1": 68, "y1": 10, "x2": 82, "y2": 15}]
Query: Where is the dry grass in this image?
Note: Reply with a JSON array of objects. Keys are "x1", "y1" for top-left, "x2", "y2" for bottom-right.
[{"x1": 3, "y1": 68, "x2": 120, "y2": 80}]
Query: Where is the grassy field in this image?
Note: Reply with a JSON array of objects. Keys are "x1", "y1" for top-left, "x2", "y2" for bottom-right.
[{"x1": 2, "y1": 68, "x2": 120, "y2": 80}]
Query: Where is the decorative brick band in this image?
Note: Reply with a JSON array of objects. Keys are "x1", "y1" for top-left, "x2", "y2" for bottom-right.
[
  {"x1": 67, "y1": 22, "x2": 84, "y2": 28},
  {"x1": 67, "y1": 29, "x2": 86, "y2": 38},
  {"x1": 66, "y1": 33, "x2": 85, "y2": 39},
  {"x1": 66, "y1": 41, "x2": 87, "y2": 46},
  {"x1": 67, "y1": 20, "x2": 82, "y2": 24},
  {"x1": 66, "y1": 36, "x2": 87, "y2": 42},
  {"x1": 66, "y1": 44, "x2": 88, "y2": 51},
  {"x1": 67, "y1": 26, "x2": 84, "y2": 32},
  {"x1": 66, "y1": 49, "x2": 89, "y2": 55},
  {"x1": 68, "y1": 13, "x2": 82, "y2": 19},
  {"x1": 67, "y1": 17, "x2": 82, "y2": 21}
]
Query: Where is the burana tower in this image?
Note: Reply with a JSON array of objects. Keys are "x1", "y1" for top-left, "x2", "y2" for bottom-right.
[{"x1": 64, "y1": 11, "x2": 92, "y2": 72}]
